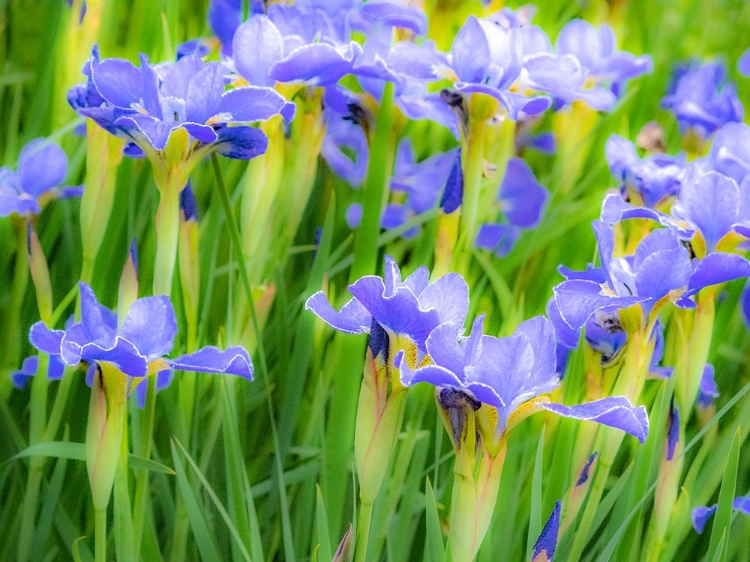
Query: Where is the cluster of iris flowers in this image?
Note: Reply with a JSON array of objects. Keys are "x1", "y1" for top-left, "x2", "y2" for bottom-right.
[{"x1": 2, "y1": 0, "x2": 750, "y2": 561}]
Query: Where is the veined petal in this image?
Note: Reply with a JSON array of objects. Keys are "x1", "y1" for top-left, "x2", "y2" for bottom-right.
[
  {"x1": 218, "y1": 86, "x2": 295, "y2": 123},
  {"x1": 90, "y1": 57, "x2": 143, "y2": 109},
  {"x1": 78, "y1": 282, "x2": 118, "y2": 344},
  {"x1": 553, "y1": 279, "x2": 645, "y2": 331},
  {"x1": 305, "y1": 291, "x2": 371, "y2": 334},
  {"x1": 29, "y1": 321, "x2": 65, "y2": 355},
  {"x1": 424, "y1": 322, "x2": 469, "y2": 377},
  {"x1": 213, "y1": 125, "x2": 269, "y2": 160},
  {"x1": 78, "y1": 337, "x2": 149, "y2": 379},
  {"x1": 269, "y1": 41, "x2": 363, "y2": 86},
  {"x1": 417, "y1": 272, "x2": 470, "y2": 328},
  {"x1": 687, "y1": 252, "x2": 750, "y2": 294},
  {"x1": 168, "y1": 346, "x2": 253, "y2": 380},
  {"x1": 233, "y1": 16, "x2": 284, "y2": 87},
  {"x1": 395, "y1": 349, "x2": 465, "y2": 388},
  {"x1": 539, "y1": 396, "x2": 649, "y2": 443},
  {"x1": 119, "y1": 296, "x2": 177, "y2": 361}
]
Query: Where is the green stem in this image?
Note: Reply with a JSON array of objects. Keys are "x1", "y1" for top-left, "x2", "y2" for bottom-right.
[
  {"x1": 350, "y1": 81, "x2": 395, "y2": 282},
  {"x1": 355, "y1": 501, "x2": 374, "y2": 562},
  {"x1": 153, "y1": 181, "x2": 182, "y2": 296},
  {"x1": 131, "y1": 376, "x2": 157, "y2": 559},
  {"x1": 95, "y1": 507, "x2": 107, "y2": 562},
  {"x1": 114, "y1": 410, "x2": 133, "y2": 562}
]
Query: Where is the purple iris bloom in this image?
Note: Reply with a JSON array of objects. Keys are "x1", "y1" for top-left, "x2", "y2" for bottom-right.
[
  {"x1": 305, "y1": 255, "x2": 469, "y2": 355},
  {"x1": 357, "y1": 0, "x2": 427, "y2": 36},
  {"x1": 661, "y1": 61, "x2": 743, "y2": 138},
  {"x1": 605, "y1": 134, "x2": 685, "y2": 207},
  {"x1": 692, "y1": 495, "x2": 750, "y2": 534},
  {"x1": 532, "y1": 501, "x2": 561, "y2": 562},
  {"x1": 0, "y1": 138, "x2": 82, "y2": 217},
  {"x1": 68, "y1": 47, "x2": 294, "y2": 160},
  {"x1": 443, "y1": 15, "x2": 550, "y2": 119},
  {"x1": 708, "y1": 122, "x2": 750, "y2": 184},
  {"x1": 29, "y1": 282, "x2": 253, "y2": 399},
  {"x1": 321, "y1": 105, "x2": 369, "y2": 187},
  {"x1": 554, "y1": 220, "x2": 750, "y2": 333},
  {"x1": 696, "y1": 364, "x2": 719, "y2": 408},
  {"x1": 556, "y1": 19, "x2": 653, "y2": 99},
  {"x1": 739, "y1": 48, "x2": 750, "y2": 76},
  {"x1": 11, "y1": 354, "x2": 66, "y2": 390},
  {"x1": 396, "y1": 315, "x2": 648, "y2": 442},
  {"x1": 671, "y1": 168, "x2": 750, "y2": 251},
  {"x1": 476, "y1": 157, "x2": 549, "y2": 257}
]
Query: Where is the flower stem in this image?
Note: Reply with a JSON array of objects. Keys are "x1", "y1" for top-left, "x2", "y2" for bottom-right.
[
  {"x1": 131, "y1": 375, "x2": 157, "y2": 559},
  {"x1": 153, "y1": 178, "x2": 183, "y2": 296},
  {"x1": 355, "y1": 501, "x2": 374, "y2": 562},
  {"x1": 95, "y1": 507, "x2": 107, "y2": 562}
]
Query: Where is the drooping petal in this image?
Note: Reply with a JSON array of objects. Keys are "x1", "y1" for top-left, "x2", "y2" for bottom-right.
[
  {"x1": 29, "y1": 321, "x2": 65, "y2": 355},
  {"x1": 498, "y1": 157, "x2": 548, "y2": 228},
  {"x1": 90, "y1": 56, "x2": 143, "y2": 109},
  {"x1": 305, "y1": 292, "x2": 371, "y2": 334},
  {"x1": 168, "y1": 346, "x2": 253, "y2": 380},
  {"x1": 539, "y1": 396, "x2": 649, "y2": 443},
  {"x1": 212, "y1": 125, "x2": 269, "y2": 160},
  {"x1": 423, "y1": 322, "x2": 469, "y2": 378},
  {"x1": 119, "y1": 296, "x2": 177, "y2": 361},
  {"x1": 217, "y1": 86, "x2": 296, "y2": 123},
  {"x1": 687, "y1": 253, "x2": 750, "y2": 294}
]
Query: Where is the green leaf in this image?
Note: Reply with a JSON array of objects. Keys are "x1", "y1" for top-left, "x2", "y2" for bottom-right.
[
  {"x1": 316, "y1": 485, "x2": 333, "y2": 562},
  {"x1": 170, "y1": 439, "x2": 222, "y2": 562},
  {"x1": 526, "y1": 425, "x2": 546, "y2": 560},
  {"x1": 173, "y1": 438, "x2": 252, "y2": 562},
  {"x1": 424, "y1": 477, "x2": 444, "y2": 562},
  {"x1": 6, "y1": 441, "x2": 175, "y2": 474},
  {"x1": 707, "y1": 427, "x2": 740, "y2": 562}
]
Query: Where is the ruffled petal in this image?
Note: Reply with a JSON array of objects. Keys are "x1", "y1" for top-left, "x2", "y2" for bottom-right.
[
  {"x1": 168, "y1": 346, "x2": 253, "y2": 380},
  {"x1": 305, "y1": 291, "x2": 371, "y2": 335},
  {"x1": 539, "y1": 396, "x2": 649, "y2": 443},
  {"x1": 119, "y1": 296, "x2": 177, "y2": 361}
]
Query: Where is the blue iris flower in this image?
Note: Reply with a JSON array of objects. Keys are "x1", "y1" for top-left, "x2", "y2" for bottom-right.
[
  {"x1": 709, "y1": 122, "x2": 750, "y2": 184},
  {"x1": 68, "y1": 47, "x2": 294, "y2": 160},
  {"x1": 605, "y1": 134, "x2": 685, "y2": 208},
  {"x1": 532, "y1": 501, "x2": 561, "y2": 562},
  {"x1": 396, "y1": 314, "x2": 648, "y2": 441},
  {"x1": 305, "y1": 255, "x2": 469, "y2": 356},
  {"x1": 555, "y1": 19, "x2": 653, "y2": 100},
  {"x1": 475, "y1": 157, "x2": 549, "y2": 257},
  {"x1": 661, "y1": 61, "x2": 743, "y2": 138},
  {"x1": 692, "y1": 495, "x2": 750, "y2": 534},
  {"x1": 0, "y1": 138, "x2": 82, "y2": 217},
  {"x1": 29, "y1": 282, "x2": 253, "y2": 402},
  {"x1": 553, "y1": 220, "x2": 750, "y2": 333}
]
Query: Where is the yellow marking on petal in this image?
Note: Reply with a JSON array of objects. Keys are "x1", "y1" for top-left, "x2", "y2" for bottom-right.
[
  {"x1": 418, "y1": 354, "x2": 433, "y2": 368},
  {"x1": 506, "y1": 396, "x2": 550, "y2": 435},
  {"x1": 436, "y1": 66, "x2": 459, "y2": 82},
  {"x1": 147, "y1": 358, "x2": 170, "y2": 376},
  {"x1": 716, "y1": 230, "x2": 746, "y2": 254}
]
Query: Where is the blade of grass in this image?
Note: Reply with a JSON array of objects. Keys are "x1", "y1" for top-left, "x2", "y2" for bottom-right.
[
  {"x1": 706, "y1": 427, "x2": 740, "y2": 562},
  {"x1": 169, "y1": 439, "x2": 222, "y2": 562}
]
